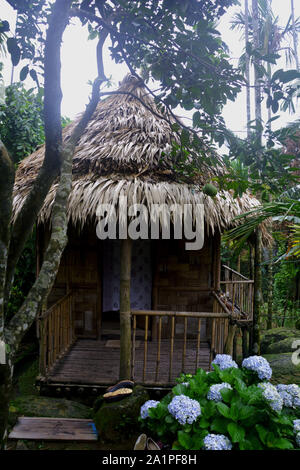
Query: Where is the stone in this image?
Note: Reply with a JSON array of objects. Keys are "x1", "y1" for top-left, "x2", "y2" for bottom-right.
[
  {"x1": 264, "y1": 337, "x2": 299, "y2": 355},
  {"x1": 263, "y1": 353, "x2": 300, "y2": 385},
  {"x1": 9, "y1": 395, "x2": 92, "y2": 420},
  {"x1": 16, "y1": 440, "x2": 28, "y2": 450},
  {"x1": 93, "y1": 385, "x2": 149, "y2": 442},
  {"x1": 261, "y1": 328, "x2": 299, "y2": 354}
]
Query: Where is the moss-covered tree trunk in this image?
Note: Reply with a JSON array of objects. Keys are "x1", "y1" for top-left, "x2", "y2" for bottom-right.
[
  {"x1": 252, "y1": 228, "x2": 262, "y2": 354},
  {"x1": 267, "y1": 243, "x2": 274, "y2": 329},
  {"x1": 0, "y1": 364, "x2": 12, "y2": 449}
]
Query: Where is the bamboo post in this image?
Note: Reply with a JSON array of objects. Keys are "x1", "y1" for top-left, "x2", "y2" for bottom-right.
[
  {"x1": 132, "y1": 314, "x2": 136, "y2": 381},
  {"x1": 169, "y1": 316, "x2": 175, "y2": 382},
  {"x1": 155, "y1": 316, "x2": 162, "y2": 382},
  {"x1": 182, "y1": 317, "x2": 187, "y2": 373},
  {"x1": 242, "y1": 326, "x2": 248, "y2": 359},
  {"x1": 224, "y1": 321, "x2": 237, "y2": 356},
  {"x1": 119, "y1": 238, "x2": 132, "y2": 380},
  {"x1": 195, "y1": 318, "x2": 201, "y2": 373},
  {"x1": 143, "y1": 315, "x2": 149, "y2": 382},
  {"x1": 232, "y1": 330, "x2": 237, "y2": 361}
]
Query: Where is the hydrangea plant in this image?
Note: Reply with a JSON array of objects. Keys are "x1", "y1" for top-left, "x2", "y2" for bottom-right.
[
  {"x1": 203, "y1": 433, "x2": 232, "y2": 450},
  {"x1": 277, "y1": 384, "x2": 300, "y2": 409},
  {"x1": 258, "y1": 383, "x2": 283, "y2": 413},
  {"x1": 168, "y1": 395, "x2": 201, "y2": 425},
  {"x1": 242, "y1": 356, "x2": 272, "y2": 381},
  {"x1": 139, "y1": 355, "x2": 299, "y2": 450},
  {"x1": 140, "y1": 400, "x2": 160, "y2": 419},
  {"x1": 211, "y1": 354, "x2": 238, "y2": 370},
  {"x1": 207, "y1": 383, "x2": 232, "y2": 402}
]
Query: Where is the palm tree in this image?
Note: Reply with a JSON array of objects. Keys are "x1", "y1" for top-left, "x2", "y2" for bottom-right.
[{"x1": 291, "y1": 0, "x2": 299, "y2": 71}]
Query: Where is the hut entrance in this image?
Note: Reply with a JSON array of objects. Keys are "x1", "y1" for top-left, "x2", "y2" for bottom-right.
[{"x1": 101, "y1": 239, "x2": 153, "y2": 335}]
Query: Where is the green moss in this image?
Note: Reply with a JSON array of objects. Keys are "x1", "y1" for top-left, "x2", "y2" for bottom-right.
[
  {"x1": 263, "y1": 353, "x2": 300, "y2": 385},
  {"x1": 9, "y1": 395, "x2": 92, "y2": 420},
  {"x1": 93, "y1": 385, "x2": 149, "y2": 442},
  {"x1": 16, "y1": 359, "x2": 39, "y2": 396},
  {"x1": 261, "y1": 328, "x2": 299, "y2": 354}
]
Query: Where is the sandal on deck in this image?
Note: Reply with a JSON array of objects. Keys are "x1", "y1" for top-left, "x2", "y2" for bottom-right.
[
  {"x1": 103, "y1": 387, "x2": 133, "y2": 402},
  {"x1": 105, "y1": 380, "x2": 134, "y2": 393}
]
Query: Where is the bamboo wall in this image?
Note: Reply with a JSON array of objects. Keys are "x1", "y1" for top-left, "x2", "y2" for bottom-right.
[
  {"x1": 151, "y1": 233, "x2": 221, "y2": 340},
  {"x1": 45, "y1": 224, "x2": 101, "y2": 338},
  {"x1": 40, "y1": 225, "x2": 221, "y2": 341}
]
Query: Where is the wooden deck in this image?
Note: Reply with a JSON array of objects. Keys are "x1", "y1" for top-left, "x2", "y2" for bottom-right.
[
  {"x1": 9, "y1": 417, "x2": 98, "y2": 441},
  {"x1": 46, "y1": 337, "x2": 210, "y2": 387}
]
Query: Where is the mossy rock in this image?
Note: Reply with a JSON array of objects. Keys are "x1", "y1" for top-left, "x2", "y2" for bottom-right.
[
  {"x1": 263, "y1": 353, "x2": 300, "y2": 385},
  {"x1": 261, "y1": 328, "x2": 299, "y2": 354},
  {"x1": 93, "y1": 385, "x2": 149, "y2": 442},
  {"x1": 9, "y1": 395, "x2": 92, "y2": 422},
  {"x1": 264, "y1": 337, "x2": 299, "y2": 355}
]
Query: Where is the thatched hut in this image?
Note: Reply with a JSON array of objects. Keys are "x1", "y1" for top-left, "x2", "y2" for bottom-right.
[{"x1": 13, "y1": 75, "x2": 257, "y2": 390}]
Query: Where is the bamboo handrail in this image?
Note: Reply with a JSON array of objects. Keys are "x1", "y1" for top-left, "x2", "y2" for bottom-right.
[
  {"x1": 38, "y1": 291, "x2": 75, "y2": 377},
  {"x1": 220, "y1": 280, "x2": 254, "y2": 284},
  {"x1": 132, "y1": 310, "x2": 229, "y2": 318},
  {"x1": 131, "y1": 307, "x2": 230, "y2": 385},
  {"x1": 38, "y1": 292, "x2": 72, "y2": 320},
  {"x1": 221, "y1": 265, "x2": 254, "y2": 321},
  {"x1": 222, "y1": 265, "x2": 249, "y2": 280}
]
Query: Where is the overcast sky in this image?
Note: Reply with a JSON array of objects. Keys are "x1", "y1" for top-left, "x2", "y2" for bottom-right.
[{"x1": 1, "y1": 0, "x2": 300, "y2": 137}]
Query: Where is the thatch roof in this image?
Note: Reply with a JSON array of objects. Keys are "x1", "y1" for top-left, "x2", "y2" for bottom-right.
[{"x1": 12, "y1": 75, "x2": 262, "y2": 235}]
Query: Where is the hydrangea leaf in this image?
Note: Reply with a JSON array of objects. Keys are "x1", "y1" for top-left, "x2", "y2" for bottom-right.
[
  {"x1": 227, "y1": 422, "x2": 246, "y2": 443},
  {"x1": 216, "y1": 402, "x2": 231, "y2": 419}
]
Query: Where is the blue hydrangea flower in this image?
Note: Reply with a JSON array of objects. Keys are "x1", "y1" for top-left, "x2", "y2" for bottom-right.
[
  {"x1": 258, "y1": 382, "x2": 283, "y2": 412},
  {"x1": 211, "y1": 354, "x2": 238, "y2": 370},
  {"x1": 207, "y1": 383, "x2": 232, "y2": 402},
  {"x1": 242, "y1": 356, "x2": 272, "y2": 381},
  {"x1": 277, "y1": 384, "x2": 300, "y2": 409},
  {"x1": 203, "y1": 434, "x2": 232, "y2": 450},
  {"x1": 296, "y1": 433, "x2": 300, "y2": 448},
  {"x1": 140, "y1": 400, "x2": 160, "y2": 419},
  {"x1": 168, "y1": 395, "x2": 201, "y2": 425},
  {"x1": 293, "y1": 419, "x2": 300, "y2": 433}
]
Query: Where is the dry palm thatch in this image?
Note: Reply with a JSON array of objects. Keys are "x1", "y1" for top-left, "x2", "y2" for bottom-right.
[{"x1": 12, "y1": 74, "x2": 263, "y2": 235}]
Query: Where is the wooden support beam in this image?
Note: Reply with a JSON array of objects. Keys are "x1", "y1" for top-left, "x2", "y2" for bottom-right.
[{"x1": 119, "y1": 238, "x2": 132, "y2": 380}]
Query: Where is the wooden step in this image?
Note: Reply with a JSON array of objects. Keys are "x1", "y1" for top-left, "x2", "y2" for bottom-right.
[{"x1": 8, "y1": 417, "x2": 98, "y2": 441}]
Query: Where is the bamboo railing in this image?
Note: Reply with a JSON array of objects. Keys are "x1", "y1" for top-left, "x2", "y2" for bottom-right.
[
  {"x1": 221, "y1": 265, "x2": 254, "y2": 320},
  {"x1": 38, "y1": 292, "x2": 75, "y2": 377},
  {"x1": 131, "y1": 309, "x2": 229, "y2": 385}
]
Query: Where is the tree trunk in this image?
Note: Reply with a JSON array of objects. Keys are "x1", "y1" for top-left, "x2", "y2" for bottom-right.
[
  {"x1": 266, "y1": 243, "x2": 273, "y2": 329},
  {"x1": 252, "y1": 0, "x2": 262, "y2": 138},
  {"x1": 291, "y1": 0, "x2": 300, "y2": 70},
  {"x1": 0, "y1": 363, "x2": 12, "y2": 449},
  {"x1": 245, "y1": 0, "x2": 251, "y2": 138},
  {"x1": 252, "y1": 228, "x2": 262, "y2": 354},
  {"x1": 242, "y1": 326, "x2": 248, "y2": 359},
  {"x1": 119, "y1": 239, "x2": 132, "y2": 380}
]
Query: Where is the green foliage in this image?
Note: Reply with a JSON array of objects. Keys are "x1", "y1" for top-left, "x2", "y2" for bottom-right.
[
  {"x1": 0, "y1": 83, "x2": 44, "y2": 163},
  {"x1": 3, "y1": 0, "x2": 242, "y2": 148},
  {"x1": 140, "y1": 364, "x2": 299, "y2": 450}
]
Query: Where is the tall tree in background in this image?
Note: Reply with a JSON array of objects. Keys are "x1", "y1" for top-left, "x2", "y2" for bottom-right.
[
  {"x1": 245, "y1": 0, "x2": 251, "y2": 139},
  {"x1": 291, "y1": 0, "x2": 300, "y2": 70}
]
